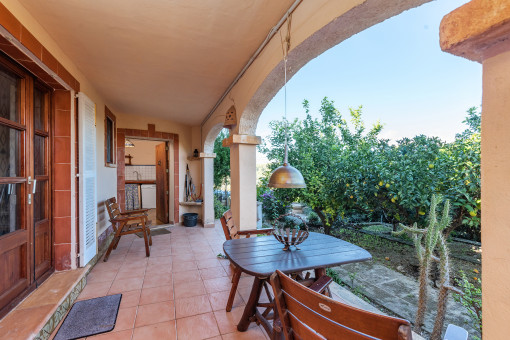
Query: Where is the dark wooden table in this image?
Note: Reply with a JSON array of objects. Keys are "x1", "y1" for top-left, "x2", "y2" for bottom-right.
[{"x1": 223, "y1": 232, "x2": 372, "y2": 337}]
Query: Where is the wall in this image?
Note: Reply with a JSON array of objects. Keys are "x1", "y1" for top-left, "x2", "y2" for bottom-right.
[
  {"x1": 125, "y1": 139, "x2": 161, "y2": 165},
  {"x1": 116, "y1": 112, "x2": 202, "y2": 221},
  {"x1": 1, "y1": 0, "x2": 117, "y2": 268}
]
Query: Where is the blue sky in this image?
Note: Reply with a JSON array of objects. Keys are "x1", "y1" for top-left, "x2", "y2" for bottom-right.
[{"x1": 256, "y1": 0, "x2": 481, "y2": 162}]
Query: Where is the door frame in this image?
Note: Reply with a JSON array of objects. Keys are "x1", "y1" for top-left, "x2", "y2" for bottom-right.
[{"x1": 116, "y1": 125, "x2": 179, "y2": 224}]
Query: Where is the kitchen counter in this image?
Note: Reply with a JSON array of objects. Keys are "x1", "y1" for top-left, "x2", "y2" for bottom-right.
[{"x1": 125, "y1": 180, "x2": 156, "y2": 184}]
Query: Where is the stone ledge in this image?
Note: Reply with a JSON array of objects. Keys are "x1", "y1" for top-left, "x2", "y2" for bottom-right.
[
  {"x1": 440, "y1": 0, "x2": 510, "y2": 62},
  {"x1": 222, "y1": 134, "x2": 261, "y2": 147}
]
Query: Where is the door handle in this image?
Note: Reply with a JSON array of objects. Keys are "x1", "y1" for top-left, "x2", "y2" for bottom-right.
[{"x1": 32, "y1": 179, "x2": 37, "y2": 194}]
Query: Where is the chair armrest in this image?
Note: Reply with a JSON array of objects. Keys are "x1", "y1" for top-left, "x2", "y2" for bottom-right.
[
  {"x1": 237, "y1": 228, "x2": 274, "y2": 236},
  {"x1": 111, "y1": 214, "x2": 147, "y2": 222},
  {"x1": 120, "y1": 209, "x2": 149, "y2": 215},
  {"x1": 308, "y1": 275, "x2": 333, "y2": 294}
]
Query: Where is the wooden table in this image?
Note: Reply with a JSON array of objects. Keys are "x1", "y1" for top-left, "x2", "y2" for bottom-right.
[{"x1": 223, "y1": 232, "x2": 372, "y2": 337}]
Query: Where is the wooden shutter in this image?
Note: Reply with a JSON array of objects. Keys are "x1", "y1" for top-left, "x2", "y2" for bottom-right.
[{"x1": 77, "y1": 92, "x2": 97, "y2": 266}]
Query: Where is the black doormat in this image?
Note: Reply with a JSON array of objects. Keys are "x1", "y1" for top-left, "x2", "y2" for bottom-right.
[
  {"x1": 136, "y1": 227, "x2": 171, "y2": 238},
  {"x1": 54, "y1": 294, "x2": 122, "y2": 340}
]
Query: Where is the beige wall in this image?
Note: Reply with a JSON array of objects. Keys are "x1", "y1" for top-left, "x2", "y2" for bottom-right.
[{"x1": 125, "y1": 139, "x2": 161, "y2": 165}]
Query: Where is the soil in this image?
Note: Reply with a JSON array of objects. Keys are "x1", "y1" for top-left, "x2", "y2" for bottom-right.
[{"x1": 309, "y1": 225, "x2": 482, "y2": 287}]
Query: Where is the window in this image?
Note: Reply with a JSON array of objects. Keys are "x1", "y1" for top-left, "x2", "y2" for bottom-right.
[{"x1": 104, "y1": 106, "x2": 116, "y2": 166}]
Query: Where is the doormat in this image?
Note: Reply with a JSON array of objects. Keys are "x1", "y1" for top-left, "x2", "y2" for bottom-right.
[
  {"x1": 54, "y1": 294, "x2": 122, "y2": 340},
  {"x1": 136, "y1": 227, "x2": 171, "y2": 238}
]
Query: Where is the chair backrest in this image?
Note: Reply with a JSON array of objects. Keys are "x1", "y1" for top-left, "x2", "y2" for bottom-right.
[
  {"x1": 220, "y1": 210, "x2": 240, "y2": 240},
  {"x1": 270, "y1": 270, "x2": 413, "y2": 340},
  {"x1": 105, "y1": 197, "x2": 122, "y2": 223}
]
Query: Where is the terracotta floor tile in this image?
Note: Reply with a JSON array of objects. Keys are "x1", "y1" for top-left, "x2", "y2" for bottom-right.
[
  {"x1": 93, "y1": 261, "x2": 122, "y2": 273},
  {"x1": 135, "y1": 300, "x2": 175, "y2": 327},
  {"x1": 115, "y1": 267, "x2": 146, "y2": 280},
  {"x1": 173, "y1": 270, "x2": 201, "y2": 283},
  {"x1": 174, "y1": 280, "x2": 206, "y2": 299},
  {"x1": 132, "y1": 320, "x2": 177, "y2": 340},
  {"x1": 111, "y1": 306, "x2": 137, "y2": 332},
  {"x1": 175, "y1": 294, "x2": 212, "y2": 319},
  {"x1": 208, "y1": 291, "x2": 244, "y2": 311},
  {"x1": 171, "y1": 260, "x2": 197, "y2": 272},
  {"x1": 203, "y1": 277, "x2": 233, "y2": 294},
  {"x1": 139, "y1": 285, "x2": 173, "y2": 305},
  {"x1": 109, "y1": 277, "x2": 144, "y2": 294},
  {"x1": 148, "y1": 256, "x2": 172, "y2": 266},
  {"x1": 176, "y1": 312, "x2": 220, "y2": 340},
  {"x1": 199, "y1": 267, "x2": 228, "y2": 280},
  {"x1": 77, "y1": 281, "x2": 111, "y2": 300},
  {"x1": 143, "y1": 273, "x2": 173, "y2": 288},
  {"x1": 88, "y1": 329, "x2": 133, "y2": 339},
  {"x1": 171, "y1": 253, "x2": 195, "y2": 262},
  {"x1": 221, "y1": 326, "x2": 267, "y2": 340},
  {"x1": 213, "y1": 306, "x2": 255, "y2": 335},
  {"x1": 237, "y1": 276, "x2": 255, "y2": 289},
  {"x1": 119, "y1": 290, "x2": 141, "y2": 309},
  {"x1": 196, "y1": 258, "x2": 222, "y2": 269},
  {"x1": 145, "y1": 263, "x2": 173, "y2": 276},
  {"x1": 151, "y1": 247, "x2": 173, "y2": 257},
  {"x1": 87, "y1": 270, "x2": 118, "y2": 284}
]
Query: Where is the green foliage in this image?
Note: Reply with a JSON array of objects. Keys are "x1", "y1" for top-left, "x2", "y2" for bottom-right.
[
  {"x1": 261, "y1": 100, "x2": 481, "y2": 240},
  {"x1": 260, "y1": 190, "x2": 287, "y2": 223},
  {"x1": 213, "y1": 129, "x2": 230, "y2": 189},
  {"x1": 214, "y1": 195, "x2": 228, "y2": 219},
  {"x1": 453, "y1": 271, "x2": 482, "y2": 339}
]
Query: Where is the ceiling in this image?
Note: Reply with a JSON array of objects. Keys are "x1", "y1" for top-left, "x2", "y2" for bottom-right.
[{"x1": 18, "y1": 0, "x2": 295, "y2": 125}]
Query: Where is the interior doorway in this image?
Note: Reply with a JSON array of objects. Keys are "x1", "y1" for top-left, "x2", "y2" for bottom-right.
[{"x1": 124, "y1": 138, "x2": 173, "y2": 225}]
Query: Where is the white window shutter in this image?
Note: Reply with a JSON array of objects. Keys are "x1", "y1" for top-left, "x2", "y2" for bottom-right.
[{"x1": 77, "y1": 92, "x2": 97, "y2": 267}]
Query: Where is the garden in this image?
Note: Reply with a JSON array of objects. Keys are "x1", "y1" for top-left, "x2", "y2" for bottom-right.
[{"x1": 213, "y1": 98, "x2": 482, "y2": 338}]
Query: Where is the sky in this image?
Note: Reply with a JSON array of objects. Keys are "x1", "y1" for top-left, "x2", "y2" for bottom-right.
[{"x1": 256, "y1": 0, "x2": 482, "y2": 163}]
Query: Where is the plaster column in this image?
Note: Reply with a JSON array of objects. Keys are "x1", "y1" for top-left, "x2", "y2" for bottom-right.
[
  {"x1": 223, "y1": 134, "x2": 261, "y2": 230},
  {"x1": 441, "y1": 2, "x2": 510, "y2": 338},
  {"x1": 201, "y1": 153, "x2": 216, "y2": 228}
]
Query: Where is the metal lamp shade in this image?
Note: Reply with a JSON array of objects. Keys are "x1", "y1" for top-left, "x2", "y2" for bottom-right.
[{"x1": 268, "y1": 163, "x2": 306, "y2": 188}]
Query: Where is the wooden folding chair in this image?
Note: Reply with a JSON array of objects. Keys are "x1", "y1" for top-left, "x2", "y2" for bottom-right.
[
  {"x1": 103, "y1": 197, "x2": 152, "y2": 262},
  {"x1": 270, "y1": 269, "x2": 413, "y2": 340},
  {"x1": 220, "y1": 210, "x2": 273, "y2": 311}
]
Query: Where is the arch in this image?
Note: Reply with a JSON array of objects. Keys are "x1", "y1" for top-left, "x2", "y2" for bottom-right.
[
  {"x1": 203, "y1": 122, "x2": 225, "y2": 153},
  {"x1": 234, "y1": 0, "x2": 431, "y2": 135}
]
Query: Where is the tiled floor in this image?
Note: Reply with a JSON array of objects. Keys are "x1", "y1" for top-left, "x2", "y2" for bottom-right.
[{"x1": 71, "y1": 222, "x2": 269, "y2": 340}]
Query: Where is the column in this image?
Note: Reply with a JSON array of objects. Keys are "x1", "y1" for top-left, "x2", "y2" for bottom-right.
[
  {"x1": 223, "y1": 134, "x2": 261, "y2": 230},
  {"x1": 201, "y1": 153, "x2": 216, "y2": 228},
  {"x1": 441, "y1": 2, "x2": 510, "y2": 338}
]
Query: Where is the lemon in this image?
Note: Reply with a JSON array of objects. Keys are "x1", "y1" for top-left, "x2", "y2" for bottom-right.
[
  {"x1": 391, "y1": 198, "x2": 396, "y2": 203},
  {"x1": 428, "y1": 164, "x2": 434, "y2": 169},
  {"x1": 379, "y1": 181, "x2": 383, "y2": 186},
  {"x1": 473, "y1": 269, "x2": 479, "y2": 274},
  {"x1": 346, "y1": 183, "x2": 350, "y2": 187},
  {"x1": 469, "y1": 211, "x2": 477, "y2": 217},
  {"x1": 418, "y1": 211, "x2": 426, "y2": 216},
  {"x1": 349, "y1": 195, "x2": 353, "y2": 199}
]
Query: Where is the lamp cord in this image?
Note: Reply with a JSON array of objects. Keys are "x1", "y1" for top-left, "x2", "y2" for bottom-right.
[{"x1": 280, "y1": 12, "x2": 292, "y2": 165}]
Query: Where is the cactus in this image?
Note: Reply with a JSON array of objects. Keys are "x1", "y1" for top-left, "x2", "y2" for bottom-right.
[{"x1": 393, "y1": 195, "x2": 458, "y2": 337}]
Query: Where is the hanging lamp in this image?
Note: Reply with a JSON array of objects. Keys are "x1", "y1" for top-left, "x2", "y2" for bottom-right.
[{"x1": 268, "y1": 14, "x2": 306, "y2": 189}]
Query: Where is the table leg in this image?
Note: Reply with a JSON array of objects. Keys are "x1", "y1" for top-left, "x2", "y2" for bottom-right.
[
  {"x1": 237, "y1": 277, "x2": 264, "y2": 332},
  {"x1": 314, "y1": 267, "x2": 332, "y2": 297}
]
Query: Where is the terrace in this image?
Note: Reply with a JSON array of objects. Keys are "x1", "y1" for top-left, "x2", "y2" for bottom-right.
[{"x1": 0, "y1": 0, "x2": 508, "y2": 339}]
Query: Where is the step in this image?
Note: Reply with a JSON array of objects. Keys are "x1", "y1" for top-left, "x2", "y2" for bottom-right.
[{"x1": 0, "y1": 267, "x2": 89, "y2": 340}]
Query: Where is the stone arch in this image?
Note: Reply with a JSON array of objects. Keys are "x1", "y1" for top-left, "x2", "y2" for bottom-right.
[
  {"x1": 237, "y1": 0, "x2": 430, "y2": 135},
  {"x1": 203, "y1": 122, "x2": 225, "y2": 153}
]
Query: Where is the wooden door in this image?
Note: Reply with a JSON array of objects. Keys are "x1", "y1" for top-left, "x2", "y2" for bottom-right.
[
  {"x1": 33, "y1": 84, "x2": 52, "y2": 282},
  {"x1": 155, "y1": 142, "x2": 169, "y2": 223},
  {"x1": 0, "y1": 55, "x2": 52, "y2": 316}
]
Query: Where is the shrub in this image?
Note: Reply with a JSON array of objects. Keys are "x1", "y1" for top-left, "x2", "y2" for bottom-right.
[
  {"x1": 214, "y1": 196, "x2": 228, "y2": 219},
  {"x1": 260, "y1": 191, "x2": 287, "y2": 223}
]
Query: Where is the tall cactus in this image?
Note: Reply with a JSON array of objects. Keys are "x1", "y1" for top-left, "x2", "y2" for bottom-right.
[{"x1": 393, "y1": 195, "x2": 454, "y2": 335}]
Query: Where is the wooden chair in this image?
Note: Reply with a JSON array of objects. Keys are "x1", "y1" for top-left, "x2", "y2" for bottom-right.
[
  {"x1": 220, "y1": 210, "x2": 273, "y2": 311},
  {"x1": 270, "y1": 269, "x2": 413, "y2": 340},
  {"x1": 103, "y1": 197, "x2": 152, "y2": 262}
]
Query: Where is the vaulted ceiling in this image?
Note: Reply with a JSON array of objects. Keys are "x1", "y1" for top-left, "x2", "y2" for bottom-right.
[{"x1": 18, "y1": 0, "x2": 295, "y2": 125}]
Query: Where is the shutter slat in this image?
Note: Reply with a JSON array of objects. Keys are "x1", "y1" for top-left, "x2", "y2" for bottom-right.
[{"x1": 78, "y1": 92, "x2": 97, "y2": 266}]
